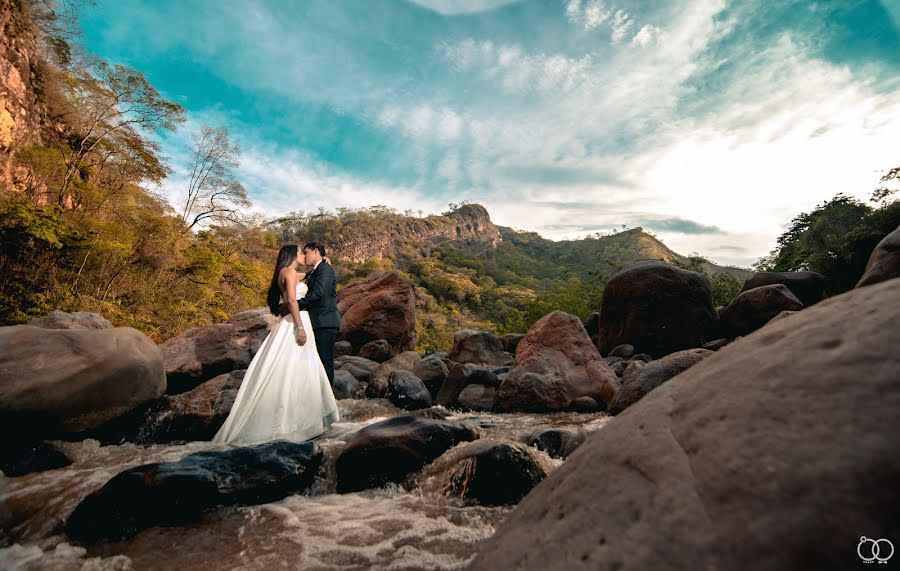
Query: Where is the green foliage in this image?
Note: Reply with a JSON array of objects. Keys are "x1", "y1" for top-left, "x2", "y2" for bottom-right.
[{"x1": 756, "y1": 195, "x2": 900, "y2": 296}]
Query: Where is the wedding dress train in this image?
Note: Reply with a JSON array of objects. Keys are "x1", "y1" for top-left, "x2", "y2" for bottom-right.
[{"x1": 213, "y1": 282, "x2": 339, "y2": 446}]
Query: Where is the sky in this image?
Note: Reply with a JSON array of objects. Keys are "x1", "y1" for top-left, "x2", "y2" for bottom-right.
[{"x1": 78, "y1": 0, "x2": 900, "y2": 267}]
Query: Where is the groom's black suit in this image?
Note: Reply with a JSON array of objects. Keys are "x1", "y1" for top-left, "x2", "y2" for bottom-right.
[{"x1": 298, "y1": 261, "x2": 340, "y2": 385}]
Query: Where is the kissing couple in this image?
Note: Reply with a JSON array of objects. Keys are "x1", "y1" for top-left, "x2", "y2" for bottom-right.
[{"x1": 213, "y1": 242, "x2": 341, "y2": 446}]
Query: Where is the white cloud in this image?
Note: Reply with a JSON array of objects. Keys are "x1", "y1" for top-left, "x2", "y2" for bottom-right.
[
  {"x1": 610, "y1": 10, "x2": 634, "y2": 44},
  {"x1": 631, "y1": 24, "x2": 660, "y2": 47},
  {"x1": 407, "y1": 0, "x2": 522, "y2": 15}
]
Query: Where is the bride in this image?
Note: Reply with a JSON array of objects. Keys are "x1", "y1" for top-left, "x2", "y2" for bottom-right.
[{"x1": 213, "y1": 245, "x2": 340, "y2": 446}]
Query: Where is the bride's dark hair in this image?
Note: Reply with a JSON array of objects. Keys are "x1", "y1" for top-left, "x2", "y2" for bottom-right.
[{"x1": 267, "y1": 245, "x2": 299, "y2": 315}]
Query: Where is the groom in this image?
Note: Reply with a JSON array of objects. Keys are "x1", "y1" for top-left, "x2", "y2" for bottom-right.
[{"x1": 282, "y1": 242, "x2": 340, "y2": 385}]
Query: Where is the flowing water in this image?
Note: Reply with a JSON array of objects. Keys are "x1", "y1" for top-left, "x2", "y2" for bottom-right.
[{"x1": 0, "y1": 401, "x2": 611, "y2": 570}]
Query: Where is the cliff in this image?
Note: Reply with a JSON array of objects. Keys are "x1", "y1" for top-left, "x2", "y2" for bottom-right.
[{"x1": 0, "y1": 0, "x2": 46, "y2": 188}]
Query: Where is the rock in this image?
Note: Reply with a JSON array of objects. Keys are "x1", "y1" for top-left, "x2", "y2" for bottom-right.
[
  {"x1": 336, "y1": 356, "x2": 379, "y2": 383},
  {"x1": 500, "y1": 333, "x2": 526, "y2": 355},
  {"x1": 719, "y1": 284, "x2": 804, "y2": 338},
  {"x1": 412, "y1": 356, "x2": 450, "y2": 398},
  {"x1": 497, "y1": 312, "x2": 619, "y2": 412},
  {"x1": 66, "y1": 440, "x2": 323, "y2": 543},
  {"x1": 608, "y1": 348, "x2": 713, "y2": 415},
  {"x1": 466, "y1": 368, "x2": 502, "y2": 387},
  {"x1": 161, "y1": 308, "x2": 279, "y2": 394},
  {"x1": 701, "y1": 338, "x2": 731, "y2": 351},
  {"x1": 435, "y1": 363, "x2": 475, "y2": 406},
  {"x1": 595, "y1": 260, "x2": 718, "y2": 357},
  {"x1": 332, "y1": 370, "x2": 364, "y2": 400},
  {"x1": 492, "y1": 366, "x2": 511, "y2": 375},
  {"x1": 857, "y1": 224, "x2": 900, "y2": 288},
  {"x1": 456, "y1": 384, "x2": 497, "y2": 411},
  {"x1": 337, "y1": 271, "x2": 417, "y2": 355},
  {"x1": 603, "y1": 356, "x2": 625, "y2": 366},
  {"x1": 0, "y1": 441, "x2": 71, "y2": 477},
  {"x1": 631, "y1": 353, "x2": 653, "y2": 363},
  {"x1": 611, "y1": 361, "x2": 628, "y2": 377},
  {"x1": 357, "y1": 339, "x2": 395, "y2": 363},
  {"x1": 417, "y1": 440, "x2": 549, "y2": 506},
  {"x1": 366, "y1": 351, "x2": 422, "y2": 398},
  {"x1": 446, "y1": 329, "x2": 513, "y2": 367},
  {"x1": 570, "y1": 396, "x2": 602, "y2": 412},
  {"x1": 582, "y1": 312, "x2": 601, "y2": 348},
  {"x1": 470, "y1": 277, "x2": 900, "y2": 571},
  {"x1": 0, "y1": 326, "x2": 166, "y2": 438},
  {"x1": 387, "y1": 371, "x2": 433, "y2": 411},
  {"x1": 621, "y1": 360, "x2": 646, "y2": 384},
  {"x1": 135, "y1": 370, "x2": 245, "y2": 444},
  {"x1": 526, "y1": 428, "x2": 587, "y2": 459},
  {"x1": 739, "y1": 271, "x2": 825, "y2": 307},
  {"x1": 334, "y1": 340, "x2": 353, "y2": 359},
  {"x1": 27, "y1": 311, "x2": 112, "y2": 330},
  {"x1": 335, "y1": 415, "x2": 480, "y2": 493},
  {"x1": 608, "y1": 344, "x2": 635, "y2": 359}
]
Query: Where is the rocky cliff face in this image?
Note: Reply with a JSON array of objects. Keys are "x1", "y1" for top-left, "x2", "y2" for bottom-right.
[
  {"x1": 339, "y1": 204, "x2": 502, "y2": 263},
  {"x1": 0, "y1": 0, "x2": 45, "y2": 189}
]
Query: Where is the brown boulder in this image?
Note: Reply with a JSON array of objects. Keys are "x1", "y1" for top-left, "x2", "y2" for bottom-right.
[
  {"x1": 337, "y1": 271, "x2": 417, "y2": 355},
  {"x1": 719, "y1": 284, "x2": 803, "y2": 337},
  {"x1": 161, "y1": 308, "x2": 279, "y2": 394},
  {"x1": 471, "y1": 277, "x2": 900, "y2": 571},
  {"x1": 738, "y1": 271, "x2": 825, "y2": 306},
  {"x1": 335, "y1": 355, "x2": 379, "y2": 383},
  {"x1": 27, "y1": 310, "x2": 113, "y2": 330},
  {"x1": 446, "y1": 329, "x2": 513, "y2": 367},
  {"x1": 136, "y1": 370, "x2": 245, "y2": 443},
  {"x1": 456, "y1": 384, "x2": 497, "y2": 411},
  {"x1": 497, "y1": 311, "x2": 619, "y2": 412},
  {"x1": 607, "y1": 348, "x2": 712, "y2": 415},
  {"x1": 0, "y1": 326, "x2": 166, "y2": 436},
  {"x1": 595, "y1": 260, "x2": 717, "y2": 357},
  {"x1": 857, "y1": 224, "x2": 900, "y2": 288}
]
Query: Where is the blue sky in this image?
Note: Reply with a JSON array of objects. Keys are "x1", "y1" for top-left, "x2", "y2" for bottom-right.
[{"x1": 79, "y1": 0, "x2": 900, "y2": 266}]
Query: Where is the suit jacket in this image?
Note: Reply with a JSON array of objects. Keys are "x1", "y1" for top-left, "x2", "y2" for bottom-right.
[{"x1": 299, "y1": 262, "x2": 341, "y2": 331}]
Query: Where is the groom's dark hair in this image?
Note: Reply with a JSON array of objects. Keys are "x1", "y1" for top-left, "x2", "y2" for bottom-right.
[{"x1": 303, "y1": 242, "x2": 326, "y2": 256}]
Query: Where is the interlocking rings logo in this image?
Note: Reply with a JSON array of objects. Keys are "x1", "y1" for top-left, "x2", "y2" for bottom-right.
[{"x1": 858, "y1": 536, "x2": 894, "y2": 564}]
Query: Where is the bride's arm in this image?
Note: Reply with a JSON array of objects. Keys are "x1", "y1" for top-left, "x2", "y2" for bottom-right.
[{"x1": 283, "y1": 270, "x2": 307, "y2": 346}]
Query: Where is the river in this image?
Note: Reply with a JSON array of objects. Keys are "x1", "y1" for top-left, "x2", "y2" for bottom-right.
[{"x1": 1, "y1": 401, "x2": 610, "y2": 570}]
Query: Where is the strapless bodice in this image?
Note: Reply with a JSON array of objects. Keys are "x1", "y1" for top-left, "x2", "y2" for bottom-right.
[{"x1": 283, "y1": 281, "x2": 308, "y2": 303}]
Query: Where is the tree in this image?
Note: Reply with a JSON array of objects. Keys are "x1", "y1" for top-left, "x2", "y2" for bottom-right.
[
  {"x1": 180, "y1": 125, "x2": 250, "y2": 231},
  {"x1": 54, "y1": 62, "x2": 185, "y2": 205},
  {"x1": 872, "y1": 166, "x2": 899, "y2": 205}
]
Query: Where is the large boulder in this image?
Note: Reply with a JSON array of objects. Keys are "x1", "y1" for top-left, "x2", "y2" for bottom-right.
[
  {"x1": 607, "y1": 348, "x2": 712, "y2": 415},
  {"x1": 525, "y1": 428, "x2": 587, "y2": 460},
  {"x1": 337, "y1": 271, "x2": 417, "y2": 355},
  {"x1": 497, "y1": 311, "x2": 619, "y2": 412},
  {"x1": 417, "y1": 440, "x2": 551, "y2": 506},
  {"x1": 446, "y1": 329, "x2": 513, "y2": 367},
  {"x1": 595, "y1": 260, "x2": 718, "y2": 357},
  {"x1": 719, "y1": 284, "x2": 803, "y2": 338},
  {"x1": 470, "y1": 277, "x2": 900, "y2": 571},
  {"x1": 500, "y1": 333, "x2": 526, "y2": 355},
  {"x1": 435, "y1": 363, "x2": 475, "y2": 406},
  {"x1": 365, "y1": 351, "x2": 422, "y2": 398},
  {"x1": 27, "y1": 310, "x2": 113, "y2": 330},
  {"x1": 455, "y1": 384, "x2": 497, "y2": 411},
  {"x1": 66, "y1": 440, "x2": 323, "y2": 542},
  {"x1": 161, "y1": 308, "x2": 279, "y2": 394},
  {"x1": 857, "y1": 224, "x2": 900, "y2": 288},
  {"x1": 738, "y1": 271, "x2": 825, "y2": 307},
  {"x1": 0, "y1": 326, "x2": 166, "y2": 438},
  {"x1": 134, "y1": 370, "x2": 245, "y2": 443},
  {"x1": 335, "y1": 414, "x2": 480, "y2": 493}
]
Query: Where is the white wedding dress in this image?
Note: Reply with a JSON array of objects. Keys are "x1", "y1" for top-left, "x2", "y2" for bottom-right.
[{"x1": 213, "y1": 282, "x2": 340, "y2": 446}]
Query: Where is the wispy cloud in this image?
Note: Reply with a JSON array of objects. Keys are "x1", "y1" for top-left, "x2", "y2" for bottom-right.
[{"x1": 79, "y1": 0, "x2": 900, "y2": 267}]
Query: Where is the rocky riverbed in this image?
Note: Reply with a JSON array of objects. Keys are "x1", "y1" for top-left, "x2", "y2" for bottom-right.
[{"x1": 0, "y1": 401, "x2": 610, "y2": 570}]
